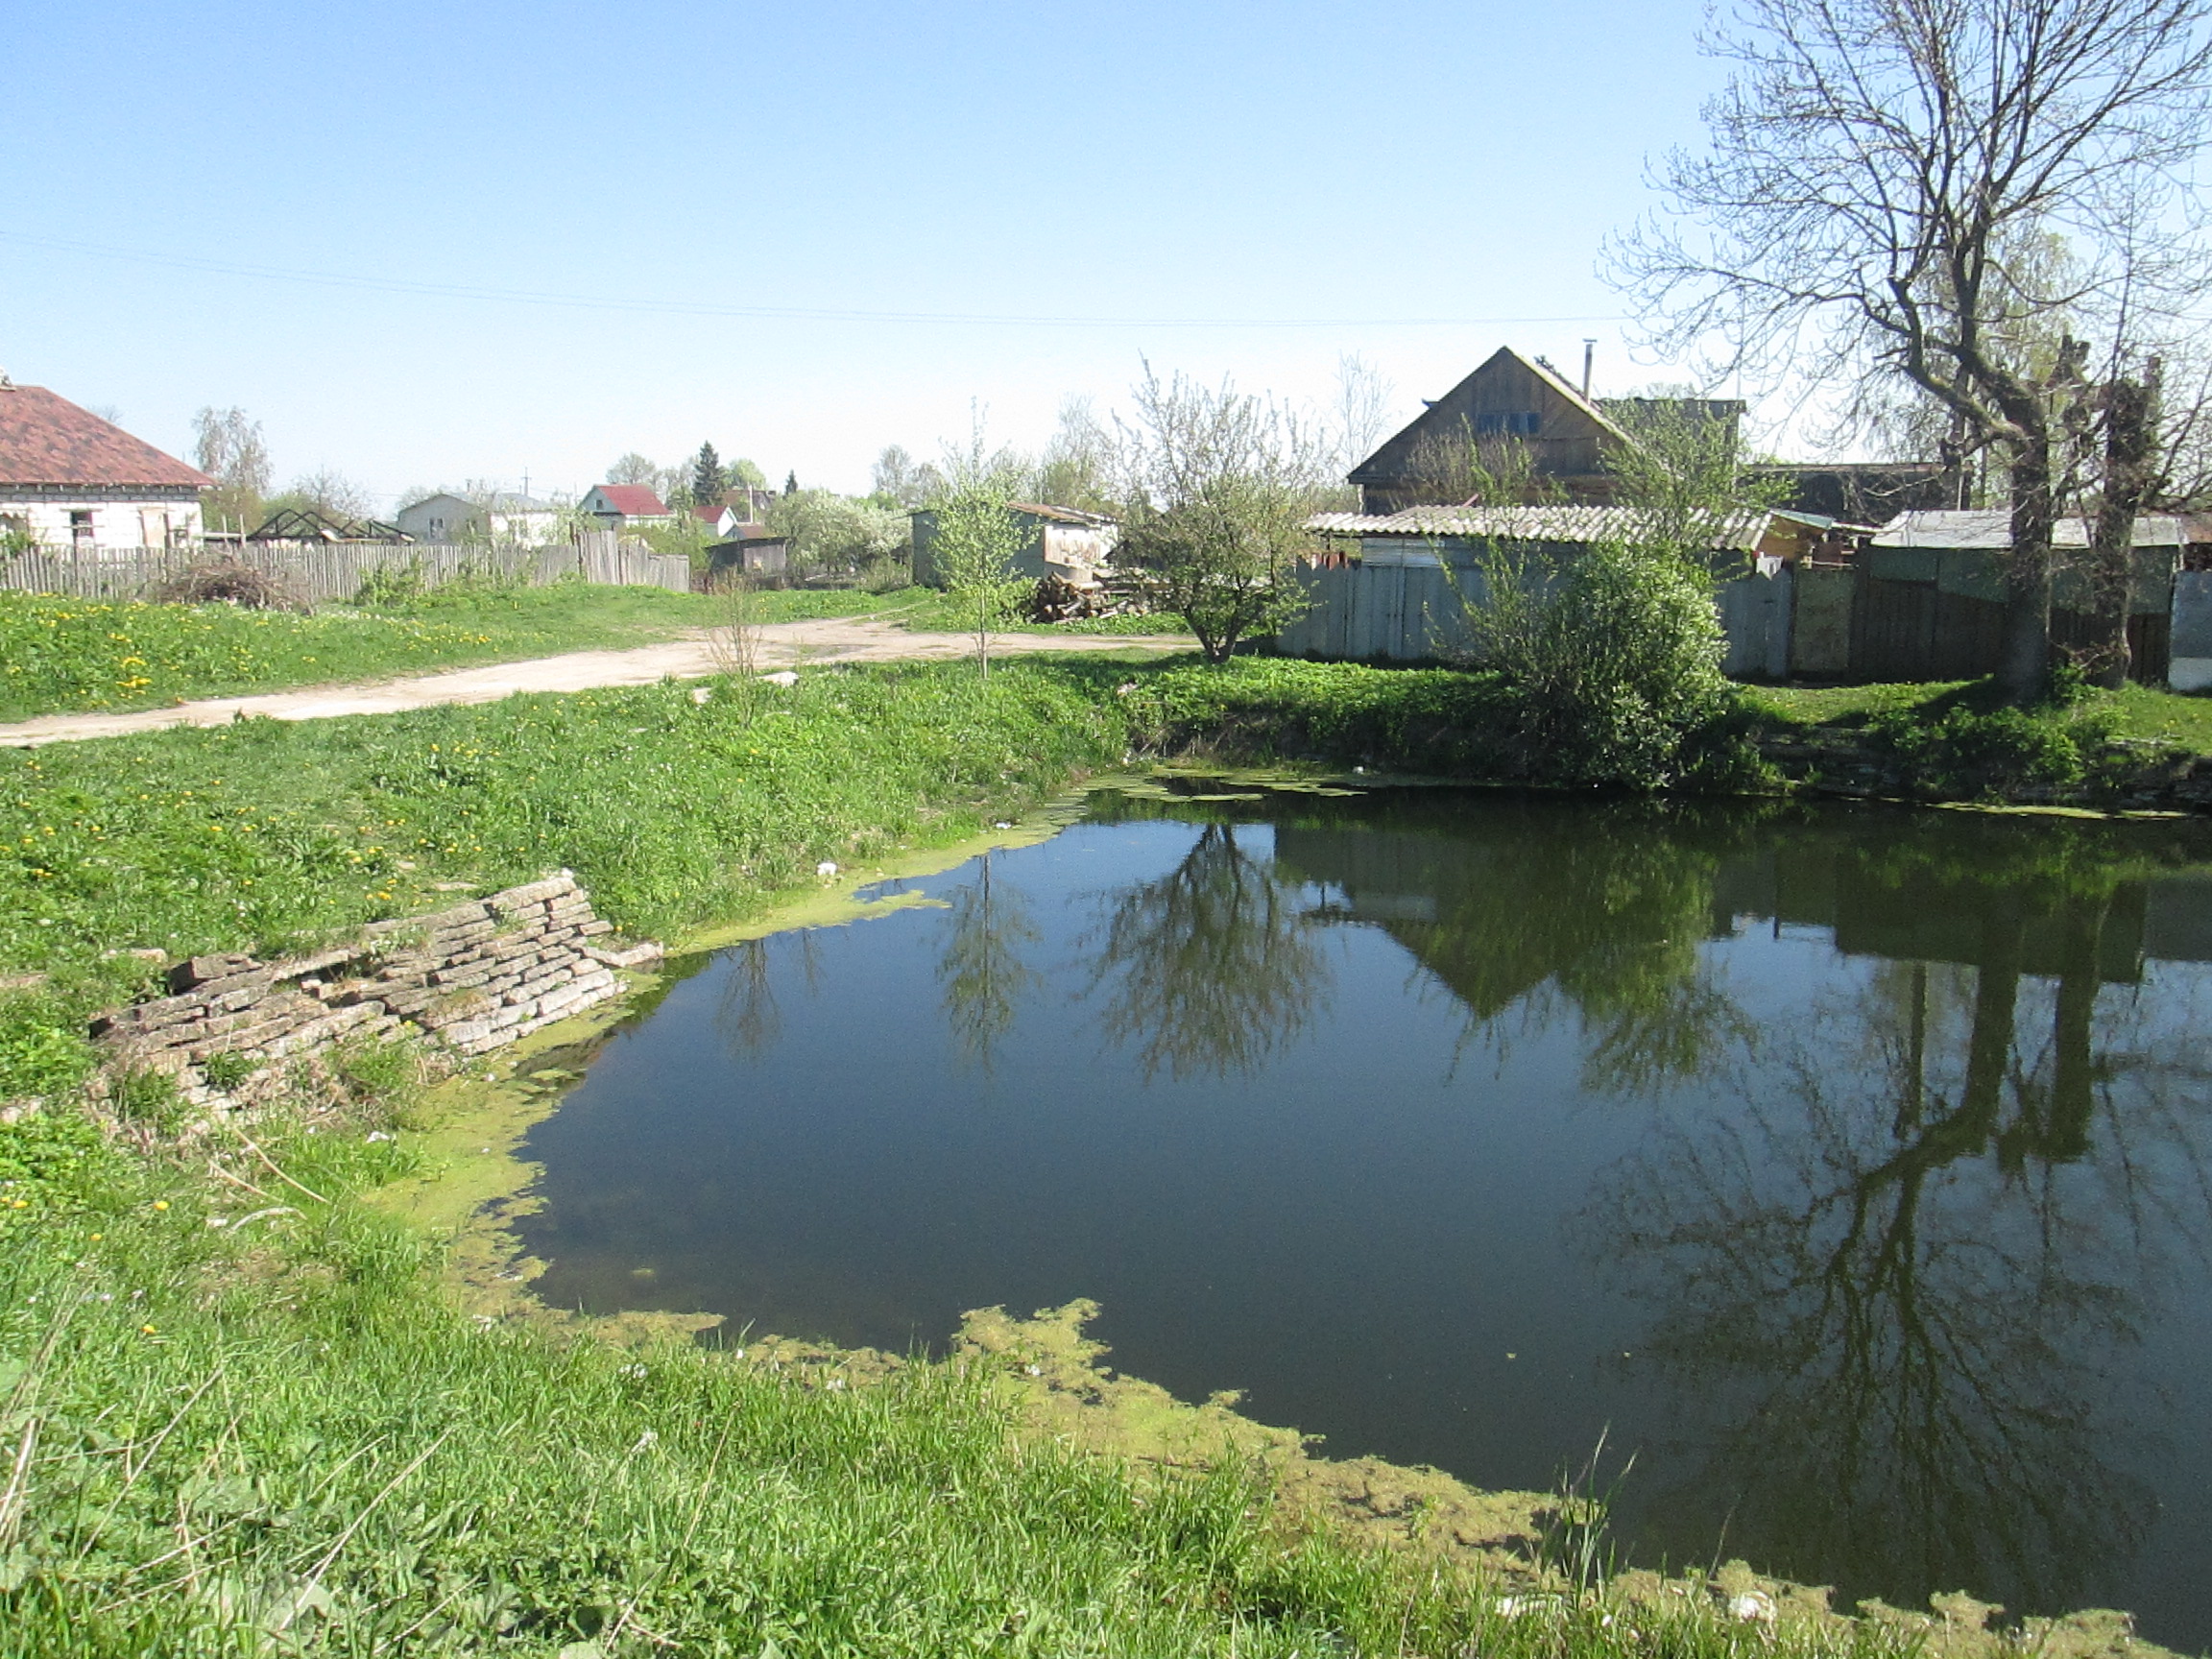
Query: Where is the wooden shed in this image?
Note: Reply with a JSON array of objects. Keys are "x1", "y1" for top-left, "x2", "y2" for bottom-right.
[{"x1": 908, "y1": 502, "x2": 1116, "y2": 588}]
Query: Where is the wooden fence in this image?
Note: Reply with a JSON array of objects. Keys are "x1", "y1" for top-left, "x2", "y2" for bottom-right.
[
  {"x1": 0, "y1": 531, "x2": 688, "y2": 604},
  {"x1": 1278, "y1": 552, "x2": 2177, "y2": 684},
  {"x1": 1275, "y1": 558, "x2": 1793, "y2": 679}
]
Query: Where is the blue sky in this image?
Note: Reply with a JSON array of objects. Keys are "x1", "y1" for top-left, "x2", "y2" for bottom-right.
[{"x1": 4, "y1": 1, "x2": 1730, "y2": 507}]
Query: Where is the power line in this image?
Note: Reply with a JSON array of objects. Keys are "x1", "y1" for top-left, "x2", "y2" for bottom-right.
[{"x1": 0, "y1": 230, "x2": 1626, "y2": 331}]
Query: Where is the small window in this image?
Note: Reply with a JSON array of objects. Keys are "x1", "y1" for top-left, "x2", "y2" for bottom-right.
[
  {"x1": 69, "y1": 510, "x2": 94, "y2": 546},
  {"x1": 1473, "y1": 411, "x2": 1541, "y2": 438}
]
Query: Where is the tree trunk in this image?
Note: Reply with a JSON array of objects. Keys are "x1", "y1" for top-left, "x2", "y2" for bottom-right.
[
  {"x1": 1998, "y1": 440, "x2": 2056, "y2": 703},
  {"x1": 2082, "y1": 365, "x2": 2159, "y2": 691}
]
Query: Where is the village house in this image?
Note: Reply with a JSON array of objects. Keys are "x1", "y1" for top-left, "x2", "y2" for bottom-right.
[
  {"x1": 0, "y1": 376, "x2": 210, "y2": 549},
  {"x1": 692, "y1": 502, "x2": 746, "y2": 540},
  {"x1": 578, "y1": 483, "x2": 673, "y2": 528},
  {"x1": 395, "y1": 491, "x2": 563, "y2": 545},
  {"x1": 1347, "y1": 347, "x2": 1745, "y2": 512},
  {"x1": 1352, "y1": 346, "x2": 1954, "y2": 523}
]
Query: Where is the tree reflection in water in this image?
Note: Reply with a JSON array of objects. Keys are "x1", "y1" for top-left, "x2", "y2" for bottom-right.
[
  {"x1": 714, "y1": 932, "x2": 822, "y2": 1062},
  {"x1": 937, "y1": 851, "x2": 1043, "y2": 1073},
  {"x1": 1585, "y1": 879, "x2": 2212, "y2": 1613},
  {"x1": 1263, "y1": 793, "x2": 2212, "y2": 1611},
  {"x1": 1083, "y1": 821, "x2": 1329, "y2": 1081}
]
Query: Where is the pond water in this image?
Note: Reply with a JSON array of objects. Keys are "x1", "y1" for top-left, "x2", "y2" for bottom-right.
[{"x1": 515, "y1": 786, "x2": 2212, "y2": 1649}]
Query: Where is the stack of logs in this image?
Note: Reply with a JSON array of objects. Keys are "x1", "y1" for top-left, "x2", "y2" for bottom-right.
[{"x1": 90, "y1": 872, "x2": 661, "y2": 1112}]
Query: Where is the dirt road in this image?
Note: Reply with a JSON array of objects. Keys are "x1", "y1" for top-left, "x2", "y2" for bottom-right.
[{"x1": 0, "y1": 619, "x2": 1190, "y2": 748}]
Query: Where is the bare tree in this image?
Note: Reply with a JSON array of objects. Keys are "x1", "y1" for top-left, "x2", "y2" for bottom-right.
[
  {"x1": 871, "y1": 444, "x2": 942, "y2": 508},
  {"x1": 1615, "y1": 0, "x2": 2212, "y2": 699},
  {"x1": 1329, "y1": 351, "x2": 1398, "y2": 480},
  {"x1": 282, "y1": 468, "x2": 376, "y2": 521}
]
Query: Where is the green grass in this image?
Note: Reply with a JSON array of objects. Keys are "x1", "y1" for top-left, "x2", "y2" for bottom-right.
[
  {"x1": 0, "y1": 585, "x2": 897, "y2": 722},
  {"x1": 1745, "y1": 678, "x2": 2212, "y2": 753},
  {"x1": 0, "y1": 1094, "x2": 1936, "y2": 1658},
  {"x1": 0, "y1": 660, "x2": 1134, "y2": 1105},
  {"x1": 1122, "y1": 658, "x2": 1517, "y2": 773}
]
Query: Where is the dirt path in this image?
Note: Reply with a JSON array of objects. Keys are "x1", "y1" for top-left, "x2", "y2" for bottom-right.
[{"x1": 0, "y1": 619, "x2": 1190, "y2": 748}]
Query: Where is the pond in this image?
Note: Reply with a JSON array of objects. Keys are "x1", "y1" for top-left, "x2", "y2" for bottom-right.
[{"x1": 514, "y1": 786, "x2": 2212, "y2": 1649}]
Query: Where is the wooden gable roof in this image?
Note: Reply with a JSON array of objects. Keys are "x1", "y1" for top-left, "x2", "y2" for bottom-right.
[{"x1": 1347, "y1": 348, "x2": 1632, "y2": 493}]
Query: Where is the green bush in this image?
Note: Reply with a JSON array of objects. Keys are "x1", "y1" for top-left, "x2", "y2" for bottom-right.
[
  {"x1": 1871, "y1": 703, "x2": 2100, "y2": 800},
  {"x1": 353, "y1": 555, "x2": 531, "y2": 612},
  {"x1": 1457, "y1": 543, "x2": 1746, "y2": 789}
]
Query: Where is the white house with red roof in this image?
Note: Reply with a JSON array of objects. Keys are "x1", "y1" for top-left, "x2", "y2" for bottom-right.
[
  {"x1": 579, "y1": 483, "x2": 673, "y2": 527},
  {"x1": 0, "y1": 376, "x2": 211, "y2": 548}
]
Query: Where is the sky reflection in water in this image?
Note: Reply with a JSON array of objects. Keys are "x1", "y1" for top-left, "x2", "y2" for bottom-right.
[{"x1": 517, "y1": 789, "x2": 2212, "y2": 1648}]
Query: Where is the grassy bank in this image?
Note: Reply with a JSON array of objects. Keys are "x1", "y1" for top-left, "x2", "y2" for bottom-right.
[
  {"x1": 1, "y1": 1085, "x2": 1941, "y2": 1657},
  {"x1": 1746, "y1": 678, "x2": 2212, "y2": 753},
  {"x1": 0, "y1": 660, "x2": 1133, "y2": 1106},
  {"x1": 0, "y1": 585, "x2": 889, "y2": 721},
  {"x1": 0, "y1": 656, "x2": 2185, "y2": 1654}
]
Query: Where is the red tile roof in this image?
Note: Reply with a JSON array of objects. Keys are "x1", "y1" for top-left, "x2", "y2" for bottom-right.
[
  {"x1": 593, "y1": 483, "x2": 668, "y2": 517},
  {"x1": 0, "y1": 385, "x2": 211, "y2": 490},
  {"x1": 691, "y1": 503, "x2": 727, "y2": 524}
]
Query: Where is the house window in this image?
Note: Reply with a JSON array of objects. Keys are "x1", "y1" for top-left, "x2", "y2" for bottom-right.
[
  {"x1": 69, "y1": 510, "x2": 94, "y2": 546},
  {"x1": 1473, "y1": 412, "x2": 1542, "y2": 437}
]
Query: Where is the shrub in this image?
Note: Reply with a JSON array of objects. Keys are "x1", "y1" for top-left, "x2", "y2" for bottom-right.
[
  {"x1": 1461, "y1": 541, "x2": 1742, "y2": 789},
  {"x1": 354, "y1": 555, "x2": 529, "y2": 611},
  {"x1": 1871, "y1": 703, "x2": 2098, "y2": 800}
]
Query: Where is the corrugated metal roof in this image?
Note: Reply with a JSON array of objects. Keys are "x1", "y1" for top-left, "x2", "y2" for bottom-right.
[
  {"x1": 1006, "y1": 501, "x2": 1117, "y2": 526},
  {"x1": 1306, "y1": 504, "x2": 1772, "y2": 550},
  {"x1": 1870, "y1": 509, "x2": 2184, "y2": 549}
]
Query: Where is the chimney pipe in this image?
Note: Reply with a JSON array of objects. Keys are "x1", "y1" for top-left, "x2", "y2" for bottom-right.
[{"x1": 1581, "y1": 339, "x2": 1596, "y2": 399}]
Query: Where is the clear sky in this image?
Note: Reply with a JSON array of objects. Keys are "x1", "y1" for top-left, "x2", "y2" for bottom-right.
[{"x1": 3, "y1": 0, "x2": 1733, "y2": 507}]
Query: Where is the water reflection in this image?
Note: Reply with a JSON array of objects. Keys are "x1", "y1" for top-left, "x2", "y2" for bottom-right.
[
  {"x1": 1279, "y1": 806, "x2": 1756, "y2": 1091},
  {"x1": 1082, "y1": 822, "x2": 1329, "y2": 1080},
  {"x1": 1080, "y1": 793, "x2": 2212, "y2": 1614},
  {"x1": 714, "y1": 933, "x2": 821, "y2": 1061},
  {"x1": 937, "y1": 852, "x2": 1042, "y2": 1072},
  {"x1": 520, "y1": 790, "x2": 2212, "y2": 1644}
]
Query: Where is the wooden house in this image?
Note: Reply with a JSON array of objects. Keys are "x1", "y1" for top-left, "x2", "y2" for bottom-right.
[{"x1": 1347, "y1": 347, "x2": 1743, "y2": 512}]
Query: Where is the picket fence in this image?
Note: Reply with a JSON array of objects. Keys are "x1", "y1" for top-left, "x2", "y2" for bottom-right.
[{"x1": 0, "y1": 532, "x2": 688, "y2": 605}]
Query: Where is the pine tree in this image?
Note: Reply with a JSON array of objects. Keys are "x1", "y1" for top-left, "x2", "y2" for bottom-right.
[
  {"x1": 783, "y1": 469, "x2": 800, "y2": 496},
  {"x1": 692, "y1": 442, "x2": 725, "y2": 507}
]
